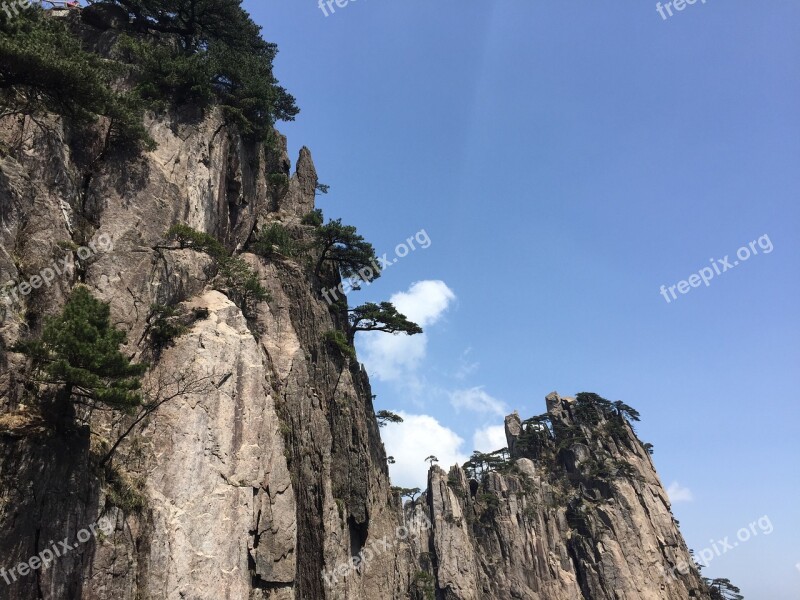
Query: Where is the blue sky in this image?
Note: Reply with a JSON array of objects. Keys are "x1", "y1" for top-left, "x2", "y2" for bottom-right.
[{"x1": 247, "y1": 2, "x2": 799, "y2": 597}]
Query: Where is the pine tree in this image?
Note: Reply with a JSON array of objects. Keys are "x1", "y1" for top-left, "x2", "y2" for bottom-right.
[
  {"x1": 612, "y1": 400, "x2": 641, "y2": 422},
  {"x1": 13, "y1": 287, "x2": 147, "y2": 414},
  {"x1": 113, "y1": 0, "x2": 298, "y2": 139},
  {"x1": 391, "y1": 487, "x2": 421, "y2": 502},
  {"x1": 0, "y1": 8, "x2": 152, "y2": 148},
  {"x1": 376, "y1": 410, "x2": 404, "y2": 428},
  {"x1": 347, "y1": 302, "x2": 422, "y2": 344},
  {"x1": 314, "y1": 219, "x2": 380, "y2": 283},
  {"x1": 706, "y1": 577, "x2": 744, "y2": 600}
]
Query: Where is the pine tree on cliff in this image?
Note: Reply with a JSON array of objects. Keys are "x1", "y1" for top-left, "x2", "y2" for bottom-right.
[
  {"x1": 0, "y1": 6, "x2": 153, "y2": 148},
  {"x1": 707, "y1": 578, "x2": 744, "y2": 600},
  {"x1": 376, "y1": 410, "x2": 404, "y2": 427},
  {"x1": 347, "y1": 302, "x2": 422, "y2": 344},
  {"x1": 113, "y1": 0, "x2": 298, "y2": 138},
  {"x1": 12, "y1": 286, "x2": 147, "y2": 415},
  {"x1": 0, "y1": 0, "x2": 297, "y2": 148},
  {"x1": 314, "y1": 219, "x2": 380, "y2": 283}
]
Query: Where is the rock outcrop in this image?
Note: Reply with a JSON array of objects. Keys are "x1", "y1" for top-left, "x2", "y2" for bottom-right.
[{"x1": 405, "y1": 393, "x2": 708, "y2": 600}]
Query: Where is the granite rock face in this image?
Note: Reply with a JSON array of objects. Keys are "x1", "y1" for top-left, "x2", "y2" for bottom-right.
[
  {"x1": 1, "y1": 106, "x2": 709, "y2": 599},
  {"x1": 0, "y1": 109, "x2": 408, "y2": 600},
  {"x1": 406, "y1": 393, "x2": 709, "y2": 600}
]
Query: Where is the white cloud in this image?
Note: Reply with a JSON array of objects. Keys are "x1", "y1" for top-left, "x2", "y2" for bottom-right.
[
  {"x1": 455, "y1": 347, "x2": 479, "y2": 380},
  {"x1": 450, "y1": 387, "x2": 508, "y2": 417},
  {"x1": 382, "y1": 412, "x2": 467, "y2": 490},
  {"x1": 472, "y1": 425, "x2": 508, "y2": 453},
  {"x1": 667, "y1": 482, "x2": 694, "y2": 503},
  {"x1": 358, "y1": 280, "x2": 456, "y2": 382},
  {"x1": 390, "y1": 280, "x2": 457, "y2": 327}
]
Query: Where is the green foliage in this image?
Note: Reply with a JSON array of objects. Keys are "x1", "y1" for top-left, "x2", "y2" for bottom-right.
[
  {"x1": 335, "y1": 498, "x2": 346, "y2": 520},
  {"x1": 323, "y1": 329, "x2": 355, "y2": 360},
  {"x1": 555, "y1": 427, "x2": 589, "y2": 453},
  {"x1": 573, "y1": 392, "x2": 613, "y2": 426},
  {"x1": 447, "y1": 470, "x2": 463, "y2": 489},
  {"x1": 12, "y1": 287, "x2": 147, "y2": 413},
  {"x1": 117, "y1": 35, "x2": 215, "y2": 110},
  {"x1": 267, "y1": 173, "x2": 289, "y2": 190},
  {"x1": 1, "y1": 0, "x2": 297, "y2": 149},
  {"x1": 301, "y1": 208, "x2": 324, "y2": 227},
  {"x1": 585, "y1": 457, "x2": 638, "y2": 483},
  {"x1": 706, "y1": 578, "x2": 744, "y2": 600},
  {"x1": 167, "y1": 224, "x2": 268, "y2": 316},
  {"x1": 268, "y1": 172, "x2": 289, "y2": 187},
  {"x1": 424, "y1": 455, "x2": 439, "y2": 466},
  {"x1": 167, "y1": 224, "x2": 227, "y2": 260},
  {"x1": 314, "y1": 219, "x2": 380, "y2": 283},
  {"x1": 517, "y1": 414, "x2": 554, "y2": 457},
  {"x1": 574, "y1": 392, "x2": 641, "y2": 443},
  {"x1": 376, "y1": 410, "x2": 403, "y2": 427},
  {"x1": 462, "y1": 449, "x2": 511, "y2": 479},
  {"x1": 574, "y1": 393, "x2": 640, "y2": 426},
  {"x1": 347, "y1": 301, "x2": 422, "y2": 344},
  {"x1": 112, "y1": 0, "x2": 298, "y2": 140},
  {"x1": 104, "y1": 466, "x2": 146, "y2": 513},
  {"x1": 391, "y1": 487, "x2": 421, "y2": 502},
  {"x1": 477, "y1": 491, "x2": 500, "y2": 514},
  {"x1": 611, "y1": 400, "x2": 641, "y2": 422},
  {"x1": 411, "y1": 570, "x2": 436, "y2": 600},
  {"x1": 251, "y1": 222, "x2": 298, "y2": 258},
  {"x1": 0, "y1": 9, "x2": 152, "y2": 149},
  {"x1": 522, "y1": 504, "x2": 539, "y2": 524},
  {"x1": 147, "y1": 304, "x2": 187, "y2": 349},
  {"x1": 217, "y1": 255, "x2": 270, "y2": 314}
]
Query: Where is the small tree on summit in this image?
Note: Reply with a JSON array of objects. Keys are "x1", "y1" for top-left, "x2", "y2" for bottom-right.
[
  {"x1": 425, "y1": 455, "x2": 439, "y2": 467},
  {"x1": 112, "y1": 0, "x2": 299, "y2": 139},
  {"x1": 313, "y1": 219, "x2": 380, "y2": 284},
  {"x1": 12, "y1": 287, "x2": 148, "y2": 415},
  {"x1": 612, "y1": 400, "x2": 641, "y2": 423},
  {"x1": 706, "y1": 578, "x2": 744, "y2": 600},
  {"x1": 347, "y1": 302, "x2": 422, "y2": 344}
]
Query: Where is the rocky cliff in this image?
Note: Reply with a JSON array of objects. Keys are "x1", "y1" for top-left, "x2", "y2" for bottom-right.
[
  {"x1": 405, "y1": 393, "x2": 708, "y2": 600},
  {"x1": 0, "y1": 105, "x2": 414, "y2": 599},
  {"x1": 1, "y1": 23, "x2": 710, "y2": 600}
]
